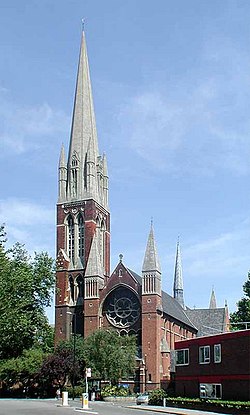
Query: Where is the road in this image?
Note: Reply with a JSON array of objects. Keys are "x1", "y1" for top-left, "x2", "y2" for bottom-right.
[{"x1": 0, "y1": 400, "x2": 177, "y2": 415}]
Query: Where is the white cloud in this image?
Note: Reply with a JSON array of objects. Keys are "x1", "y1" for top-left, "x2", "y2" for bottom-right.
[
  {"x1": 118, "y1": 39, "x2": 250, "y2": 176},
  {"x1": 184, "y1": 221, "x2": 250, "y2": 277},
  {"x1": 0, "y1": 198, "x2": 55, "y2": 255},
  {"x1": 0, "y1": 98, "x2": 70, "y2": 155}
]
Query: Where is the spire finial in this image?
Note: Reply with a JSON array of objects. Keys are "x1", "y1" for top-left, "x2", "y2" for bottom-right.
[
  {"x1": 209, "y1": 287, "x2": 217, "y2": 309},
  {"x1": 173, "y1": 237, "x2": 184, "y2": 308},
  {"x1": 119, "y1": 253, "x2": 123, "y2": 263},
  {"x1": 150, "y1": 217, "x2": 153, "y2": 228},
  {"x1": 81, "y1": 18, "x2": 86, "y2": 32}
]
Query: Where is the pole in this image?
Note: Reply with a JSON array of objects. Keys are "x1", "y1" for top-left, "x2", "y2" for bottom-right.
[
  {"x1": 72, "y1": 314, "x2": 76, "y2": 401},
  {"x1": 85, "y1": 369, "x2": 88, "y2": 397}
]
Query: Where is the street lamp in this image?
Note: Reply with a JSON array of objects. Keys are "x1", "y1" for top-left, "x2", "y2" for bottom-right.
[{"x1": 67, "y1": 311, "x2": 76, "y2": 401}]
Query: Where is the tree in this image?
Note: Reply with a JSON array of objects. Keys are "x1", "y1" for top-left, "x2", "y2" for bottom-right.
[
  {"x1": 0, "y1": 348, "x2": 47, "y2": 396},
  {"x1": 82, "y1": 329, "x2": 137, "y2": 385},
  {"x1": 38, "y1": 337, "x2": 84, "y2": 395},
  {"x1": 230, "y1": 272, "x2": 250, "y2": 330},
  {"x1": 0, "y1": 228, "x2": 55, "y2": 359}
]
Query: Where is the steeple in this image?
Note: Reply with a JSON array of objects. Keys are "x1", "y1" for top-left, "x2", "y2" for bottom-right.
[
  {"x1": 58, "y1": 30, "x2": 108, "y2": 207},
  {"x1": 58, "y1": 143, "x2": 67, "y2": 202},
  {"x1": 173, "y1": 238, "x2": 184, "y2": 308},
  {"x1": 142, "y1": 223, "x2": 161, "y2": 295},
  {"x1": 84, "y1": 233, "x2": 104, "y2": 298},
  {"x1": 209, "y1": 287, "x2": 217, "y2": 309}
]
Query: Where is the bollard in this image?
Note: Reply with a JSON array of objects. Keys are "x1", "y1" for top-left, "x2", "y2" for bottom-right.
[
  {"x1": 82, "y1": 392, "x2": 89, "y2": 409},
  {"x1": 163, "y1": 397, "x2": 166, "y2": 407},
  {"x1": 62, "y1": 391, "x2": 69, "y2": 406}
]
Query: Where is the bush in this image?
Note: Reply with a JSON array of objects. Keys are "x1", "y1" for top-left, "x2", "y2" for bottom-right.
[
  {"x1": 63, "y1": 385, "x2": 84, "y2": 398},
  {"x1": 165, "y1": 397, "x2": 250, "y2": 410},
  {"x1": 148, "y1": 388, "x2": 167, "y2": 405},
  {"x1": 101, "y1": 384, "x2": 130, "y2": 397}
]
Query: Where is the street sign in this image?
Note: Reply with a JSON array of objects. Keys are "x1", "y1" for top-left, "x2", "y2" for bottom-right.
[{"x1": 86, "y1": 367, "x2": 91, "y2": 378}]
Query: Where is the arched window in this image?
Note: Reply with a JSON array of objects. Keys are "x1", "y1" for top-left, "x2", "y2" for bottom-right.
[
  {"x1": 76, "y1": 275, "x2": 84, "y2": 299},
  {"x1": 78, "y1": 214, "x2": 85, "y2": 263},
  {"x1": 71, "y1": 153, "x2": 78, "y2": 197},
  {"x1": 69, "y1": 276, "x2": 74, "y2": 302},
  {"x1": 68, "y1": 215, "x2": 75, "y2": 262}
]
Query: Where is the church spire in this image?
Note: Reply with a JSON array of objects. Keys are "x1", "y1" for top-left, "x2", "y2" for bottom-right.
[
  {"x1": 209, "y1": 287, "x2": 217, "y2": 309},
  {"x1": 142, "y1": 222, "x2": 161, "y2": 273},
  {"x1": 173, "y1": 238, "x2": 184, "y2": 308},
  {"x1": 58, "y1": 143, "x2": 67, "y2": 202},
  {"x1": 65, "y1": 30, "x2": 101, "y2": 203},
  {"x1": 142, "y1": 223, "x2": 161, "y2": 295}
]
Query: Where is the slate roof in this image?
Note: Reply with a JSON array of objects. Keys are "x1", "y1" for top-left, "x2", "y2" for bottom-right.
[
  {"x1": 162, "y1": 291, "x2": 196, "y2": 330},
  {"x1": 128, "y1": 268, "x2": 142, "y2": 284},
  {"x1": 128, "y1": 268, "x2": 196, "y2": 331},
  {"x1": 185, "y1": 308, "x2": 227, "y2": 337}
]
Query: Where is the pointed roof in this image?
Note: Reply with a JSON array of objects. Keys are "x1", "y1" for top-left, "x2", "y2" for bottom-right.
[
  {"x1": 173, "y1": 239, "x2": 183, "y2": 291},
  {"x1": 68, "y1": 30, "x2": 99, "y2": 173},
  {"x1": 85, "y1": 233, "x2": 103, "y2": 277},
  {"x1": 59, "y1": 143, "x2": 66, "y2": 168},
  {"x1": 142, "y1": 223, "x2": 161, "y2": 272},
  {"x1": 209, "y1": 288, "x2": 217, "y2": 309}
]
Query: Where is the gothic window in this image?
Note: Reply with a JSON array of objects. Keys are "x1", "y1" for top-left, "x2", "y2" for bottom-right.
[
  {"x1": 71, "y1": 153, "x2": 79, "y2": 197},
  {"x1": 76, "y1": 275, "x2": 84, "y2": 299},
  {"x1": 100, "y1": 220, "x2": 105, "y2": 267},
  {"x1": 68, "y1": 215, "x2": 75, "y2": 262},
  {"x1": 71, "y1": 169, "x2": 77, "y2": 197},
  {"x1": 78, "y1": 214, "x2": 85, "y2": 263},
  {"x1": 103, "y1": 287, "x2": 140, "y2": 328},
  {"x1": 69, "y1": 276, "x2": 75, "y2": 302}
]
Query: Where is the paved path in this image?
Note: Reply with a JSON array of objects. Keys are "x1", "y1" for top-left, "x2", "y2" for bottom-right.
[{"x1": 127, "y1": 404, "x2": 232, "y2": 415}]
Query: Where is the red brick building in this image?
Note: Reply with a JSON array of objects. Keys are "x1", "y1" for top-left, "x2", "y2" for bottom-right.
[
  {"x1": 174, "y1": 330, "x2": 250, "y2": 400},
  {"x1": 55, "y1": 31, "x2": 229, "y2": 392}
]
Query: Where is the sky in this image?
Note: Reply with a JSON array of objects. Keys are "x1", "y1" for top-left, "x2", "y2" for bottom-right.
[{"x1": 0, "y1": 0, "x2": 250, "y2": 323}]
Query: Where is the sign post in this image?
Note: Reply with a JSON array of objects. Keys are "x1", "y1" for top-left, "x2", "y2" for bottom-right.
[{"x1": 82, "y1": 368, "x2": 91, "y2": 409}]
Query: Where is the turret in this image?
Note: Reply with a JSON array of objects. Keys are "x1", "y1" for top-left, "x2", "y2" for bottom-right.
[
  {"x1": 173, "y1": 238, "x2": 184, "y2": 308},
  {"x1": 209, "y1": 287, "x2": 217, "y2": 309},
  {"x1": 58, "y1": 144, "x2": 67, "y2": 202},
  {"x1": 142, "y1": 223, "x2": 161, "y2": 295}
]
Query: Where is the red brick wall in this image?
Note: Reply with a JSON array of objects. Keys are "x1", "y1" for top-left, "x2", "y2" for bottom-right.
[{"x1": 175, "y1": 330, "x2": 250, "y2": 400}]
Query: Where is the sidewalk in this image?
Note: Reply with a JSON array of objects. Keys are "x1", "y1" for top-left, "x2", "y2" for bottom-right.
[{"x1": 127, "y1": 405, "x2": 232, "y2": 415}]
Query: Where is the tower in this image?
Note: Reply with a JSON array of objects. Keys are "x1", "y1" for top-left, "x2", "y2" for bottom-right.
[
  {"x1": 209, "y1": 287, "x2": 217, "y2": 309},
  {"x1": 141, "y1": 223, "x2": 162, "y2": 389},
  {"x1": 173, "y1": 238, "x2": 184, "y2": 308},
  {"x1": 55, "y1": 31, "x2": 110, "y2": 342}
]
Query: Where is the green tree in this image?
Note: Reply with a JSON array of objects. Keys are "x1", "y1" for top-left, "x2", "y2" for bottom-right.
[
  {"x1": 230, "y1": 272, "x2": 250, "y2": 330},
  {"x1": 0, "y1": 348, "x2": 47, "y2": 392},
  {"x1": 0, "y1": 228, "x2": 55, "y2": 359},
  {"x1": 82, "y1": 329, "x2": 137, "y2": 385}
]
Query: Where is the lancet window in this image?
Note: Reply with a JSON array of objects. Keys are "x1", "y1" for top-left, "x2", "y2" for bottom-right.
[
  {"x1": 69, "y1": 276, "x2": 75, "y2": 302},
  {"x1": 68, "y1": 215, "x2": 75, "y2": 262},
  {"x1": 71, "y1": 153, "x2": 79, "y2": 197},
  {"x1": 76, "y1": 275, "x2": 84, "y2": 299},
  {"x1": 78, "y1": 214, "x2": 85, "y2": 264}
]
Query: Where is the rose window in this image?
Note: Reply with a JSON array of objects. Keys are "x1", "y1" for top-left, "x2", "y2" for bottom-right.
[{"x1": 103, "y1": 287, "x2": 140, "y2": 328}]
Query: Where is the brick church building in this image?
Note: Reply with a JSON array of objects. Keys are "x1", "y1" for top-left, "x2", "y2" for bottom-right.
[{"x1": 55, "y1": 31, "x2": 229, "y2": 391}]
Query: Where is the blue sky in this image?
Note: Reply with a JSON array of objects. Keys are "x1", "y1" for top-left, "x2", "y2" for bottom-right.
[{"x1": 0, "y1": 0, "x2": 250, "y2": 322}]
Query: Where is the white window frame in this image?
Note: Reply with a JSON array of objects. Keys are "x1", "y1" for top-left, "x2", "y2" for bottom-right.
[
  {"x1": 214, "y1": 344, "x2": 221, "y2": 363},
  {"x1": 199, "y1": 345, "x2": 210, "y2": 364},
  {"x1": 176, "y1": 348, "x2": 189, "y2": 366},
  {"x1": 200, "y1": 383, "x2": 222, "y2": 399}
]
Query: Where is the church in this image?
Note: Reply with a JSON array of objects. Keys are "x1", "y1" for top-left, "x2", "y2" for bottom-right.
[{"x1": 55, "y1": 31, "x2": 229, "y2": 392}]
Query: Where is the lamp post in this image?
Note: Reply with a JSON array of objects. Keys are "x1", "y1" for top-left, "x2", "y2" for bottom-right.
[
  {"x1": 72, "y1": 313, "x2": 76, "y2": 401},
  {"x1": 67, "y1": 311, "x2": 76, "y2": 401}
]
